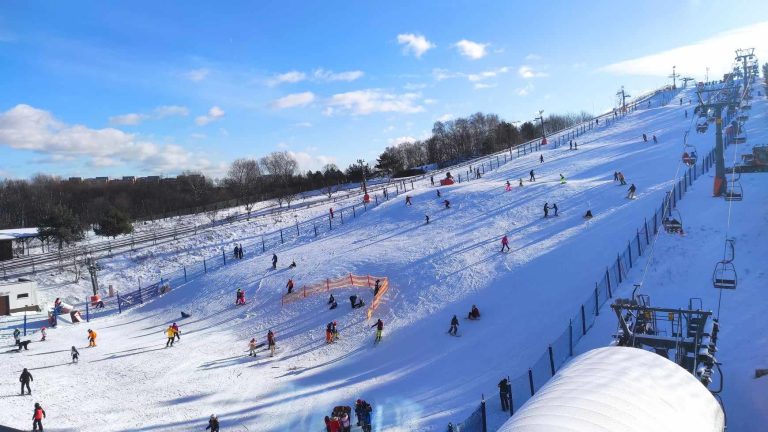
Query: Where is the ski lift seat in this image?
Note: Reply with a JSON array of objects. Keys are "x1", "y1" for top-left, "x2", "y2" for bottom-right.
[
  {"x1": 713, "y1": 261, "x2": 737, "y2": 289},
  {"x1": 663, "y1": 218, "x2": 683, "y2": 234}
]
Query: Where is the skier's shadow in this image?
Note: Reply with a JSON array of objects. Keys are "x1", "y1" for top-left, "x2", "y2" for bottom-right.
[
  {"x1": 197, "y1": 355, "x2": 251, "y2": 371},
  {"x1": 90, "y1": 346, "x2": 167, "y2": 362},
  {"x1": 28, "y1": 349, "x2": 70, "y2": 356},
  {"x1": 25, "y1": 362, "x2": 73, "y2": 371}
]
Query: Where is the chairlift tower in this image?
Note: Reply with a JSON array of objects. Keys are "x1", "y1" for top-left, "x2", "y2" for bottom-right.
[
  {"x1": 695, "y1": 83, "x2": 740, "y2": 197},
  {"x1": 735, "y1": 48, "x2": 755, "y2": 84},
  {"x1": 86, "y1": 256, "x2": 100, "y2": 296},
  {"x1": 616, "y1": 86, "x2": 630, "y2": 111},
  {"x1": 681, "y1": 77, "x2": 695, "y2": 88},
  {"x1": 535, "y1": 110, "x2": 546, "y2": 139},
  {"x1": 668, "y1": 65, "x2": 679, "y2": 89}
]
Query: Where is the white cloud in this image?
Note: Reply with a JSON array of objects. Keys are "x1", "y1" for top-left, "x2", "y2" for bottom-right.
[
  {"x1": 454, "y1": 39, "x2": 488, "y2": 60},
  {"x1": 109, "y1": 113, "x2": 147, "y2": 126},
  {"x1": 270, "y1": 92, "x2": 316, "y2": 109},
  {"x1": 423, "y1": 98, "x2": 437, "y2": 104},
  {"x1": 389, "y1": 136, "x2": 417, "y2": 145},
  {"x1": 516, "y1": 83, "x2": 534, "y2": 96},
  {"x1": 518, "y1": 65, "x2": 548, "y2": 78},
  {"x1": 599, "y1": 21, "x2": 768, "y2": 78},
  {"x1": 313, "y1": 69, "x2": 364, "y2": 82},
  {"x1": 474, "y1": 83, "x2": 497, "y2": 90},
  {"x1": 294, "y1": 122, "x2": 313, "y2": 128},
  {"x1": 288, "y1": 151, "x2": 336, "y2": 172},
  {"x1": 109, "y1": 105, "x2": 189, "y2": 126},
  {"x1": 268, "y1": 71, "x2": 307, "y2": 86},
  {"x1": 467, "y1": 67, "x2": 510, "y2": 82},
  {"x1": 433, "y1": 68, "x2": 459, "y2": 81},
  {"x1": 324, "y1": 89, "x2": 424, "y2": 116},
  {"x1": 195, "y1": 106, "x2": 225, "y2": 126},
  {"x1": 397, "y1": 33, "x2": 435, "y2": 58},
  {"x1": 404, "y1": 82, "x2": 428, "y2": 90},
  {"x1": 0, "y1": 104, "x2": 217, "y2": 173},
  {"x1": 437, "y1": 113, "x2": 454, "y2": 122},
  {"x1": 185, "y1": 68, "x2": 210, "y2": 82},
  {"x1": 525, "y1": 53, "x2": 542, "y2": 61},
  {"x1": 276, "y1": 142, "x2": 289, "y2": 149}
]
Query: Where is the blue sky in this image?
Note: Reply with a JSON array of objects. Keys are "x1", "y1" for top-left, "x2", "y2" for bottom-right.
[{"x1": 0, "y1": 1, "x2": 765, "y2": 179}]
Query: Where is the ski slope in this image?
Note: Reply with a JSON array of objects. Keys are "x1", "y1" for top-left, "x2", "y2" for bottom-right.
[{"x1": 2, "y1": 84, "x2": 763, "y2": 431}]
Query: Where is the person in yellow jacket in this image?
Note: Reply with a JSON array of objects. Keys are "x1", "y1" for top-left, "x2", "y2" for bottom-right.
[
  {"x1": 165, "y1": 325, "x2": 177, "y2": 347},
  {"x1": 87, "y1": 329, "x2": 97, "y2": 347}
]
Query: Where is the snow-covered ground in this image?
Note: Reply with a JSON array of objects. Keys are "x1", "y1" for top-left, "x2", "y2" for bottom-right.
[{"x1": 1, "y1": 82, "x2": 764, "y2": 432}]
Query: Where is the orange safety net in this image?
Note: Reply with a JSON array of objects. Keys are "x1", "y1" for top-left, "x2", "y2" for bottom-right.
[{"x1": 281, "y1": 273, "x2": 389, "y2": 320}]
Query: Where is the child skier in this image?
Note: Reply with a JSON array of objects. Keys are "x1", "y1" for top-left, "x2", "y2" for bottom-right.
[
  {"x1": 248, "y1": 338, "x2": 258, "y2": 356},
  {"x1": 500, "y1": 235, "x2": 510, "y2": 252},
  {"x1": 267, "y1": 330, "x2": 276, "y2": 357},
  {"x1": 444, "y1": 200, "x2": 450, "y2": 209},
  {"x1": 165, "y1": 325, "x2": 176, "y2": 347},
  {"x1": 326, "y1": 323, "x2": 334, "y2": 344},
  {"x1": 371, "y1": 319, "x2": 384, "y2": 344},
  {"x1": 32, "y1": 402, "x2": 46, "y2": 431},
  {"x1": 40, "y1": 327, "x2": 46, "y2": 341},
  {"x1": 552, "y1": 203, "x2": 559, "y2": 216},
  {"x1": 286, "y1": 279, "x2": 294, "y2": 294},
  {"x1": 87, "y1": 329, "x2": 97, "y2": 347},
  {"x1": 172, "y1": 322, "x2": 181, "y2": 341},
  {"x1": 448, "y1": 315, "x2": 459, "y2": 336},
  {"x1": 505, "y1": 180, "x2": 511, "y2": 192},
  {"x1": 560, "y1": 174, "x2": 566, "y2": 184},
  {"x1": 272, "y1": 253, "x2": 278, "y2": 269},
  {"x1": 405, "y1": 195, "x2": 412, "y2": 206},
  {"x1": 71, "y1": 346, "x2": 79, "y2": 363},
  {"x1": 540, "y1": 154, "x2": 544, "y2": 163},
  {"x1": 206, "y1": 414, "x2": 219, "y2": 432}
]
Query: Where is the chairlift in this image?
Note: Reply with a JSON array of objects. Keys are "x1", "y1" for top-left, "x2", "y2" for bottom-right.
[
  {"x1": 662, "y1": 208, "x2": 684, "y2": 234},
  {"x1": 712, "y1": 239, "x2": 737, "y2": 290},
  {"x1": 724, "y1": 179, "x2": 743, "y2": 201}
]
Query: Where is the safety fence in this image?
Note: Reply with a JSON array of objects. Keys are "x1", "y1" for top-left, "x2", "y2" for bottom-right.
[
  {"x1": 281, "y1": 274, "x2": 389, "y2": 319},
  {"x1": 455, "y1": 121, "x2": 720, "y2": 431}
]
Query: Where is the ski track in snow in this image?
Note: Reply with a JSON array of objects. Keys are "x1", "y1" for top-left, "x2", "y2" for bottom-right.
[{"x1": 1, "y1": 86, "x2": 766, "y2": 431}]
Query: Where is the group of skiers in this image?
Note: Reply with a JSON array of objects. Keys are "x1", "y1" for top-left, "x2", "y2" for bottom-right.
[
  {"x1": 642, "y1": 133, "x2": 658, "y2": 144},
  {"x1": 543, "y1": 202, "x2": 559, "y2": 217},
  {"x1": 324, "y1": 400, "x2": 373, "y2": 432},
  {"x1": 165, "y1": 323, "x2": 181, "y2": 347},
  {"x1": 233, "y1": 244, "x2": 245, "y2": 259},
  {"x1": 447, "y1": 305, "x2": 481, "y2": 336}
]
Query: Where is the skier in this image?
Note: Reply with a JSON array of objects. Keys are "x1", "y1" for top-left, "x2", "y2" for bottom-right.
[
  {"x1": 518, "y1": 178, "x2": 523, "y2": 187},
  {"x1": 248, "y1": 338, "x2": 258, "y2": 356},
  {"x1": 680, "y1": 97, "x2": 683, "y2": 105},
  {"x1": 328, "y1": 294, "x2": 335, "y2": 305},
  {"x1": 87, "y1": 329, "x2": 97, "y2": 347},
  {"x1": 543, "y1": 202, "x2": 549, "y2": 218},
  {"x1": 289, "y1": 260, "x2": 297, "y2": 268},
  {"x1": 340, "y1": 412, "x2": 351, "y2": 432},
  {"x1": 238, "y1": 244, "x2": 244, "y2": 259},
  {"x1": 40, "y1": 327, "x2": 46, "y2": 341},
  {"x1": 574, "y1": 141, "x2": 578, "y2": 150},
  {"x1": 165, "y1": 325, "x2": 176, "y2": 347},
  {"x1": 552, "y1": 203, "x2": 559, "y2": 216},
  {"x1": 20, "y1": 368, "x2": 33, "y2": 395},
  {"x1": 330, "y1": 207, "x2": 334, "y2": 219},
  {"x1": 685, "y1": 109, "x2": 688, "y2": 118},
  {"x1": 498, "y1": 378, "x2": 511, "y2": 411},
  {"x1": 613, "y1": 171, "x2": 619, "y2": 182},
  {"x1": 233, "y1": 244, "x2": 239, "y2": 259},
  {"x1": 618, "y1": 172, "x2": 627, "y2": 185},
  {"x1": 529, "y1": 170, "x2": 535, "y2": 182},
  {"x1": 371, "y1": 319, "x2": 384, "y2": 343},
  {"x1": 286, "y1": 279, "x2": 294, "y2": 294},
  {"x1": 272, "y1": 253, "x2": 278, "y2": 269},
  {"x1": 467, "y1": 305, "x2": 481, "y2": 320},
  {"x1": 642, "y1": 133, "x2": 648, "y2": 142},
  {"x1": 326, "y1": 323, "x2": 334, "y2": 344},
  {"x1": 71, "y1": 346, "x2": 79, "y2": 363},
  {"x1": 425, "y1": 215, "x2": 430, "y2": 225},
  {"x1": 500, "y1": 235, "x2": 510, "y2": 252},
  {"x1": 13, "y1": 328, "x2": 20, "y2": 344},
  {"x1": 236, "y1": 288, "x2": 245, "y2": 305},
  {"x1": 505, "y1": 180, "x2": 511, "y2": 192},
  {"x1": 354, "y1": 400, "x2": 364, "y2": 427},
  {"x1": 267, "y1": 330, "x2": 276, "y2": 357},
  {"x1": 444, "y1": 200, "x2": 450, "y2": 209},
  {"x1": 627, "y1": 183, "x2": 637, "y2": 199},
  {"x1": 374, "y1": 279, "x2": 381, "y2": 297},
  {"x1": 448, "y1": 315, "x2": 459, "y2": 336},
  {"x1": 349, "y1": 295, "x2": 364, "y2": 309},
  {"x1": 172, "y1": 322, "x2": 181, "y2": 341},
  {"x1": 569, "y1": 140, "x2": 573, "y2": 150},
  {"x1": 652, "y1": 135, "x2": 658, "y2": 144},
  {"x1": 360, "y1": 401, "x2": 373, "y2": 432},
  {"x1": 559, "y1": 174, "x2": 566, "y2": 184},
  {"x1": 32, "y1": 402, "x2": 46, "y2": 432},
  {"x1": 205, "y1": 414, "x2": 220, "y2": 432},
  {"x1": 583, "y1": 210, "x2": 594, "y2": 219},
  {"x1": 405, "y1": 195, "x2": 412, "y2": 206},
  {"x1": 540, "y1": 154, "x2": 544, "y2": 163},
  {"x1": 430, "y1": 175, "x2": 434, "y2": 186},
  {"x1": 437, "y1": 189, "x2": 441, "y2": 198},
  {"x1": 332, "y1": 321, "x2": 339, "y2": 342}
]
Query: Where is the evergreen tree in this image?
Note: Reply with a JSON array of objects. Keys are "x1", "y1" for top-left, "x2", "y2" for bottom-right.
[
  {"x1": 94, "y1": 207, "x2": 134, "y2": 238},
  {"x1": 38, "y1": 205, "x2": 85, "y2": 248}
]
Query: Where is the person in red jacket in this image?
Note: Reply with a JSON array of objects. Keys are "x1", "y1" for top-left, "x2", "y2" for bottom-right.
[
  {"x1": 500, "y1": 235, "x2": 510, "y2": 252},
  {"x1": 286, "y1": 279, "x2": 294, "y2": 294},
  {"x1": 32, "y1": 402, "x2": 46, "y2": 431},
  {"x1": 325, "y1": 416, "x2": 341, "y2": 432}
]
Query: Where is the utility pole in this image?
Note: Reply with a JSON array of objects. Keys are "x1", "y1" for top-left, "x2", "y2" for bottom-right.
[
  {"x1": 668, "y1": 65, "x2": 679, "y2": 89},
  {"x1": 616, "y1": 86, "x2": 630, "y2": 111}
]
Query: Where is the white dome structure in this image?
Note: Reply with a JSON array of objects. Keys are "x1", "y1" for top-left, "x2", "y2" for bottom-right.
[{"x1": 499, "y1": 347, "x2": 724, "y2": 432}]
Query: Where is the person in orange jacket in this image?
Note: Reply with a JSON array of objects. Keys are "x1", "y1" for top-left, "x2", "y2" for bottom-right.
[
  {"x1": 87, "y1": 329, "x2": 97, "y2": 347},
  {"x1": 165, "y1": 325, "x2": 177, "y2": 347}
]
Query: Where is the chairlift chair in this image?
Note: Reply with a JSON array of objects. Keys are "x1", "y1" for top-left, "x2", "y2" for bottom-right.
[
  {"x1": 712, "y1": 261, "x2": 737, "y2": 289},
  {"x1": 724, "y1": 180, "x2": 743, "y2": 201},
  {"x1": 662, "y1": 209, "x2": 684, "y2": 234}
]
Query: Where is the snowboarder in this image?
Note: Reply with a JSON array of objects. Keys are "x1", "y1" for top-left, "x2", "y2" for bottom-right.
[
  {"x1": 652, "y1": 135, "x2": 658, "y2": 144},
  {"x1": 642, "y1": 133, "x2": 648, "y2": 142},
  {"x1": 444, "y1": 200, "x2": 450, "y2": 209},
  {"x1": 405, "y1": 195, "x2": 412, "y2": 206},
  {"x1": 272, "y1": 253, "x2": 278, "y2": 269},
  {"x1": 286, "y1": 279, "x2": 294, "y2": 294},
  {"x1": 32, "y1": 402, "x2": 45, "y2": 431},
  {"x1": 13, "y1": 328, "x2": 20, "y2": 344},
  {"x1": 505, "y1": 180, "x2": 511, "y2": 192},
  {"x1": 500, "y1": 235, "x2": 510, "y2": 252},
  {"x1": 498, "y1": 378, "x2": 510, "y2": 411},
  {"x1": 467, "y1": 305, "x2": 481, "y2": 320},
  {"x1": 330, "y1": 207, "x2": 334, "y2": 219},
  {"x1": 20, "y1": 368, "x2": 33, "y2": 395},
  {"x1": 583, "y1": 210, "x2": 593, "y2": 219},
  {"x1": 618, "y1": 172, "x2": 626, "y2": 185},
  {"x1": 529, "y1": 170, "x2": 535, "y2": 182},
  {"x1": 289, "y1": 260, "x2": 297, "y2": 268},
  {"x1": 350, "y1": 295, "x2": 364, "y2": 309},
  {"x1": 374, "y1": 279, "x2": 381, "y2": 297},
  {"x1": 552, "y1": 203, "x2": 559, "y2": 216},
  {"x1": 448, "y1": 315, "x2": 459, "y2": 336},
  {"x1": 205, "y1": 414, "x2": 219, "y2": 432},
  {"x1": 248, "y1": 338, "x2": 258, "y2": 356},
  {"x1": 172, "y1": 322, "x2": 181, "y2": 341},
  {"x1": 87, "y1": 329, "x2": 97, "y2": 347},
  {"x1": 165, "y1": 325, "x2": 176, "y2": 347},
  {"x1": 627, "y1": 183, "x2": 637, "y2": 199},
  {"x1": 543, "y1": 202, "x2": 549, "y2": 218},
  {"x1": 437, "y1": 189, "x2": 441, "y2": 198},
  {"x1": 425, "y1": 215, "x2": 430, "y2": 224},
  {"x1": 267, "y1": 330, "x2": 276, "y2": 357},
  {"x1": 540, "y1": 154, "x2": 544, "y2": 163},
  {"x1": 559, "y1": 174, "x2": 566, "y2": 184},
  {"x1": 40, "y1": 327, "x2": 46, "y2": 342},
  {"x1": 371, "y1": 319, "x2": 384, "y2": 343},
  {"x1": 71, "y1": 346, "x2": 79, "y2": 363}
]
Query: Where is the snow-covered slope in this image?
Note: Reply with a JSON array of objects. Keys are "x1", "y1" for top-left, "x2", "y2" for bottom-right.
[{"x1": 2, "y1": 84, "x2": 764, "y2": 432}]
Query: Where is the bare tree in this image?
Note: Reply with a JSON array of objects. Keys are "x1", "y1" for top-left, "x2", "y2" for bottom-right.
[
  {"x1": 226, "y1": 158, "x2": 262, "y2": 219},
  {"x1": 284, "y1": 191, "x2": 299, "y2": 208},
  {"x1": 206, "y1": 206, "x2": 219, "y2": 225},
  {"x1": 260, "y1": 151, "x2": 298, "y2": 186}
]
